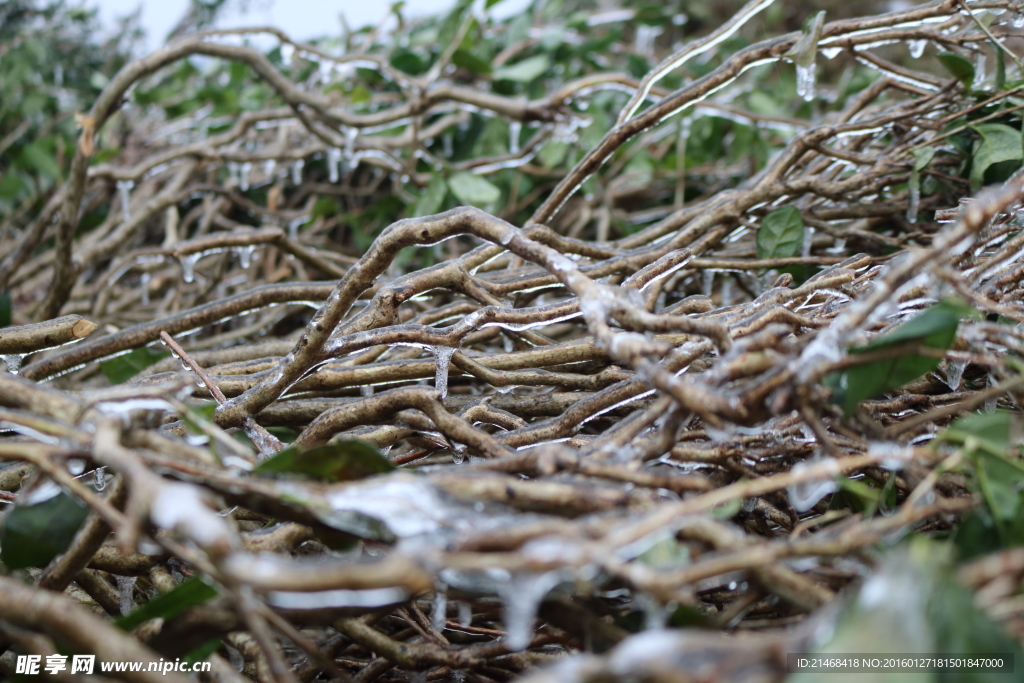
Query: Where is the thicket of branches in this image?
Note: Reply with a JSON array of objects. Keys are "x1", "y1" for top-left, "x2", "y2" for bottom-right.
[{"x1": 5, "y1": 0, "x2": 1024, "y2": 681}]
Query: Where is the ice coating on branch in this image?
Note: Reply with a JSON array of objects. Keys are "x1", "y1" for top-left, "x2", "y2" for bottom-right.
[
  {"x1": 326, "y1": 477, "x2": 450, "y2": 538},
  {"x1": 93, "y1": 466, "x2": 107, "y2": 491},
  {"x1": 1014, "y1": 12, "x2": 1024, "y2": 28},
  {"x1": 907, "y1": 39, "x2": 927, "y2": 58},
  {"x1": 267, "y1": 587, "x2": 408, "y2": 609},
  {"x1": 796, "y1": 62, "x2": 816, "y2": 101},
  {"x1": 150, "y1": 481, "x2": 234, "y2": 549},
  {"x1": 429, "y1": 346, "x2": 457, "y2": 398},
  {"x1": 116, "y1": 180, "x2": 134, "y2": 221},
  {"x1": 787, "y1": 459, "x2": 840, "y2": 512},
  {"x1": 117, "y1": 575, "x2": 137, "y2": 616}
]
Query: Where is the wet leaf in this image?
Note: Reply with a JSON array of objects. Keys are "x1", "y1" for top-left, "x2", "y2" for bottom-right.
[
  {"x1": 755, "y1": 206, "x2": 804, "y2": 259},
  {"x1": 937, "y1": 51, "x2": 975, "y2": 89},
  {"x1": 413, "y1": 175, "x2": 448, "y2": 217},
  {"x1": 100, "y1": 347, "x2": 171, "y2": 385},
  {"x1": 494, "y1": 55, "x2": 549, "y2": 82},
  {"x1": 115, "y1": 577, "x2": 218, "y2": 632},
  {"x1": 970, "y1": 123, "x2": 1023, "y2": 192},
  {"x1": 254, "y1": 440, "x2": 395, "y2": 482},
  {"x1": 448, "y1": 172, "x2": 500, "y2": 205},
  {"x1": 1, "y1": 489, "x2": 89, "y2": 569},
  {"x1": 840, "y1": 299, "x2": 978, "y2": 414}
]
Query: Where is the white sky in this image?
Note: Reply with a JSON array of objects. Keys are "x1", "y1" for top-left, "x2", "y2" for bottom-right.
[{"x1": 91, "y1": 0, "x2": 532, "y2": 52}]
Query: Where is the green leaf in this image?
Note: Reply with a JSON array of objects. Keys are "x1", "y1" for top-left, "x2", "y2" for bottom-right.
[
  {"x1": 493, "y1": 55, "x2": 549, "y2": 82},
  {"x1": 100, "y1": 347, "x2": 171, "y2": 385},
  {"x1": 1, "y1": 489, "x2": 89, "y2": 569},
  {"x1": 18, "y1": 142, "x2": 62, "y2": 181},
  {"x1": 390, "y1": 50, "x2": 427, "y2": 75},
  {"x1": 413, "y1": 175, "x2": 448, "y2": 217},
  {"x1": 0, "y1": 291, "x2": 11, "y2": 328},
  {"x1": 937, "y1": 51, "x2": 975, "y2": 89},
  {"x1": 452, "y1": 49, "x2": 492, "y2": 75},
  {"x1": 939, "y1": 410, "x2": 1020, "y2": 457},
  {"x1": 710, "y1": 497, "x2": 742, "y2": 519},
  {"x1": 447, "y1": 172, "x2": 500, "y2": 205},
  {"x1": 0, "y1": 171, "x2": 24, "y2": 200},
  {"x1": 970, "y1": 123, "x2": 1023, "y2": 192},
  {"x1": 756, "y1": 206, "x2": 804, "y2": 259},
  {"x1": 785, "y1": 11, "x2": 826, "y2": 68},
  {"x1": 183, "y1": 639, "x2": 222, "y2": 665},
  {"x1": 840, "y1": 299, "x2": 978, "y2": 414},
  {"x1": 115, "y1": 577, "x2": 218, "y2": 632},
  {"x1": 254, "y1": 440, "x2": 394, "y2": 482},
  {"x1": 538, "y1": 140, "x2": 569, "y2": 168}
]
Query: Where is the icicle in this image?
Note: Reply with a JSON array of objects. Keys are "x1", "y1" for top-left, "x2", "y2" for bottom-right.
[
  {"x1": 908, "y1": 39, "x2": 926, "y2": 59},
  {"x1": 93, "y1": 466, "x2": 107, "y2": 491},
  {"x1": 429, "y1": 346, "x2": 456, "y2": 398},
  {"x1": 238, "y1": 245, "x2": 256, "y2": 269},
  {"x1": 116, "y1": 576, "x2": 137, "y2": 616},
  {"x1": 180, "y1": 253, "x2": 200, "y2": 283},
  {"x1": 787, "y1": 461, "x2": 838, "y2": 512},
  {"x1": 227, "y1": 162, "x2": 241, "y2": 187},
  {"x1": 509, "y1": 121, "x2": 521, "y2": 155},
  {"x1": 802, "y1": 226, "x2": 815, "y2": 257},
  {"x1": 451, "y1": 444, "x2": 466, "y2": 465},
  {"x1": 239, "y1": 162, "x2": 252, "y2": 191},
  {"x1": 263, "y1": 159, "x2": 276, "y2": 177},
  {"x1": 1014, "y1": 12, "x2": 1024, "y2": 28},
  {"x1": 288, "y1": 217, "x2": 305, "y2": 240},
  {"x1": 432, "y1": 590, "x2": 448, "y2": 632},
  {"x1": 344, "y1": 126, "x2": 358, "y2": 167},
  {"x1": 499, "y1": 571, "x2": 566, "y2": 651},
  {"x1": 634, "y1": 24, "x2": 663, "y2": 57},
  {"x1": 1, "y1": 354, "x2": 24, "y2": 374},
  {"x1": 327, "y1": 148, "x2": 342, "y2": 183},
  {"x1": 291, "y1": 159, "x2": 304, "y2": 185},
  {"x1": 67, "y1": 459, "x2": 85, "y2": 475},
  {"x1": 702, "y1": 269, "x2": 715, "y2": 296},
  {"x1": 443, "y1": 134, "x2": 454, "y2": 158},
  {"x1": 796, "y1": 62, "x2": 816, "y2": 101},
  {"x1": 140, "y1": 271, "x2": 151, "y2": 305},
  {"x1": 457, "y1": 601, "x2": 472, "y2": 626},
  {"x1": 821, "y1": 46, "x2": 842, "y2": 59},
  {"x1": 116, "y1": 180, "x2": 134, "y2": 221},
  {"x1": 906, "y1": 185, "x2": 921, "y2": 223},
  {"x1": 360, "y1": 385, "x2": 374, "y2": 397},
  {"x1": 975, "y1": 52, "x2": 986, "y2": 85}
]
